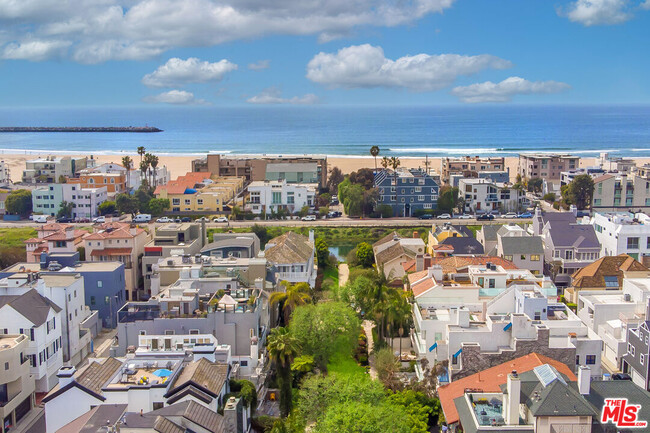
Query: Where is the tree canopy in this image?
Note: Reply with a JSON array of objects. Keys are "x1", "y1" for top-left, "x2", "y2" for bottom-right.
[
  {"x1": 437, "y1": 185, "x2": 460, "y2": 213},
  {"x1": 6, "y1": 189, "x2": 32, "y2": 217},
  {"x1": 355, "y1": 242, "x2": 374, "y2": 268}
]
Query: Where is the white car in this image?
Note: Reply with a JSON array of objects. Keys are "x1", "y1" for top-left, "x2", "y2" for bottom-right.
[
  {"x1": 92, "y1": 216, "x2": 105, "y2": 224},
  {"x1": 301, "y1": 215, "x2": 316, "y2": 221},
  {"x1": 156, "y1": 217, "x2": 173, "y2": 223},
  {"x1": 213, "y1": 216, "x2": 229, "y2": 223},
  {"x1": 456, "y1": 214, "x2": 472, "y2": 219},
  {"x1": 504, "y1": 212, "x2": 518, "y2": 219},
  {"x1": 437, "y1": 213, "x2": 451, "y2": 219}
]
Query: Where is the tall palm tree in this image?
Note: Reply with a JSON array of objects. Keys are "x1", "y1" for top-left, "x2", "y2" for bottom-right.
[
  {"x1": 386, "y1": 290, "x2": 411, "y2": 355},
  {"x1": 121, "y1": 156, "x2": 133, "y2": 191},
  {"x1": 139, "y1": 160, "x2": 150, "y2": 188},
  {"x1": 143, "y1": 153, "x2": 155, "y2": 186},
  {"x1": 137, "y1": 147, "x2": 146, "y2": 164},
  {"x1": 150, "y1": 155, "x2": 159, "y2": 187},
  {"x1": 267, "y1": 327, "x2": 300, "y2": 417},
  {"x1": 390, "y1": 156, "x2": 401, "y2": 216},
  {"x1": 370, "y1": 146, "x2": 380, "y2": 173},
  {"x1": 270, "y1": 281, "x2": 311, "y2": 326},
  {"x1": 381, "y1": 156, "x2": 390, "y2": 170}
]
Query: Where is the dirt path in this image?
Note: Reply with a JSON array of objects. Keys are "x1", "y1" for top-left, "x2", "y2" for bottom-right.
[
  {"x1": 338, "y1": 263, "x2": 349, "y2": 287},
  {"x1": 363, "y1": 320, "x2": 378, "y2": 380}
]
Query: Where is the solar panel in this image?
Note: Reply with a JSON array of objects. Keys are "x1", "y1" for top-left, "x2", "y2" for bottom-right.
[{"x1": 533, "y1": 364, "x2": 567, "y2": 387}]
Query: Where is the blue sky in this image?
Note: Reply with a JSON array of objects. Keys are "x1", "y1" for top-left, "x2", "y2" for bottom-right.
[{"x1": 1, "y1": 0, "x2": 649, "y2": 106}]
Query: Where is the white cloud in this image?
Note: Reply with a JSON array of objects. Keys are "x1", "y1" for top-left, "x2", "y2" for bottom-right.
[
  {"x1": 0, "y1": 0, "x2": 456, "y2": 63},
  {"x1": 142, "y1": 57, "x2": 237, "y2": 88},
  {"x1": 143, "y1": 89, "x2": 208, "y2": 105},
  {"x1": 306, "y1": 44, "x2": 511, "y2": 91},
  {"x1": 2, "y1": 39, "x2": 71, "y2": 61},
  {"x1": 248, "y1": 59, "x2": 270, "y2": 70},
  {"x1": 246, "y1": 87, "x2": 318, "y2": 104},
  {"x1": 561, "y1": 0, "x2": 632, "y2": 26},
  {"x1": 451, "y1": 77, "x2": 570, "y2": 103},
  {"x1": 641, "y1": 0, "x2": 650, "y2": 9}
]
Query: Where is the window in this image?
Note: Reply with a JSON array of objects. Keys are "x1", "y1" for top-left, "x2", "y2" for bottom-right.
[
  {"x1": 604, "y1": 276, "x2": 619, "y2": 288},
  {"x1": 97, "y1": 280, "x2": 103, "y2": 288},
  {"x1": 641, "y1": 354, "x2": 645, "y2": 366},
  {"x1": 4, "y1": 362, "x2": 8, "y2": 370},
  {"x1": 139, "y1": 330, "x2": 146, "y2": 335},
  {"x1": 90, "y1": 296, "x2": 96, "y2": 305},
  {"x1": 504, "y1": 255, "x2": 513, "y2": 261},
  {"x1": 530, "y1": 254, "x2": 540, "y2": 261},
  {"x1": 165, "y1": 330, "x2": 174, "y2": 335},
  {"x1": 488, "y1": 278, "x2": 495, "y2": 288},
  {"x1": 565, "y1": 250, "x2": 573, "y2": 260},
  {"x1": 520, "y1": 254, "x2": 526, "y2": 260},
  {"x1": 586, "y1": 355, "x2": 596, "y2": 365},
  {"x1": 189, "y1": 329, "x2": 200, "y2": 335},
  {"x1": 627, "y1": 237, "x2": 640, "y2": 249},
  {"x1": 240, "y1": 360, "x2": 248, "y2": 367},
  {"x1": 575, "y1": 355, "x2": 580, "y2": 365},
  {"x1": 153, "y1": 402, "x2": 164, "y2": 410}
]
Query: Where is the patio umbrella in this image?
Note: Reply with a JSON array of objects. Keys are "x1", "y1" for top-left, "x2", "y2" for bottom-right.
[{"x1": 153, "y1": 368, "x2": 173, "y2": 377}]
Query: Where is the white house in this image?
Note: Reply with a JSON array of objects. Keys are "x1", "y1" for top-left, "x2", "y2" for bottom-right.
[
  {"x1": 264, "y1": 231, "x2": 317, "y2": 287},
  {"x1": 81, "y1": 161, "x2": 171, "y2": 191},
  {"x1": 32, "y1": 183, "x2": 108, "y2": 219},
  {"x1": 591, "y1": 212, "x2": 650, "y2": 261},
  {"x1": 0, "y1": 160, "x2": 10, "y2": 184},
  {"x1": 246, "y1": 180, "x2": 316, "y2": 215},
  {"x1": 0, "y1": 290, "x2": 63, "y2": 392},
  {"x1": 458, "y1": 178, "x2": 530, "y2": 214}
]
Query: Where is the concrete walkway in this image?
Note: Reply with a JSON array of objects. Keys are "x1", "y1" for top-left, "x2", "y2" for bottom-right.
[
  {"x1": 362, "y1": 320, "x2": 378, "y2": 380},
  {"x1": 338, "y1": 263, "x2": 349, "y2": 287}
]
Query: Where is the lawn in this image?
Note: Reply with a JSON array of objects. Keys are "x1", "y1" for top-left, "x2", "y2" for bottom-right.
[
  {"x1": 0, "y1": 228, "x2": 37, "y2": 248},
  {"x1": 327, "y1": 338, "x2": 366, "y2": 377}
]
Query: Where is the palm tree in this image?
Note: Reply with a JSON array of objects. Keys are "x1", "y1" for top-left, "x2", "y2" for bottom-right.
[
  {"x1": 137, "y1": 146, "x2": 146, "y2": 164},
  {"x1": 381, "y1": 156, "x2": 390, "y2": 170},
  {"x1": 150, "y1": 155, "x2": 159, "y2": 187},
  {"x1": 121, "y1": 156, "x2": 133, "y2": 191},
  {"x1": 143, "y1": 153, "x2": 155, "y2": 186},
  {"x1": 370, "y1": 146, "x2": 380, "y2": 173},
  {"x1": 386, "y1": 291, "x2": 411, "y2": 356},
  {"x1": 267, "y1": 327, "x2": 300, "y2": 417},
  {"x1": 139, "y1": 160, "x2": 150, "y2": 188},
  {"x1": 269, "y1": 281, "x2": 311, "y2": 326},
  {"x1": 390, "y1": 156, "x2": 401, "y2": 216}
]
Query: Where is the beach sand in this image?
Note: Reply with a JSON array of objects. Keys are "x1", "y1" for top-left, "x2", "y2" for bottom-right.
[{"x1": 1, "y1": 151, "x2": 648, "y2": 182}]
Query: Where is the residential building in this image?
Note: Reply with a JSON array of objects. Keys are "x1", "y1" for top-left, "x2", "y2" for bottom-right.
[
  {"x1": 67, "y1": 172, "x2": 126, "y2": 195},
  {"x1": 476, "y1": 225, "x2": 501, "y2": 256},
  {"x1": 84, "y1": 222, "x2": 150, "y2": 300},
  {"x1": 438, "y1": 353, "x2": 577, "y2": 427},
  {"x1": 22, "y1": 155, "x2": 90, "y2": 184},
  {"x1": 246, "y1": 180, "x2": 316, "y2": 215},
  {"x1": 427, "y1": 223, "x2": 473, "y2": 251},
  {"x1": 264, "y1": 231, "x2": 317, "y2": 287},
  {"x1": 576, "y1": 277, "x2": 650, "y2": 372},
  {"x1": 597, "y1": 151, "x2": 637, "y2": 173},
  {"x1": 0, "y1": 161, "x2": 10, "y2": 184},
  {"x1": 201, "y1": 232, "x2": 260, "y2": 259},
  {"x1": 155, "y1": 172, "x2": 244, "y2": 214},
  {"x1": 191, "y1": 153, "x2": 328, "y2": 189},
  {"x1": 402, "y1": 254, "x2": 517, "y2": 275},
  {"x1": 43, "y1": 355, "x2": 234, "y2": 433},
  {"x1": 592, "y1": 212, "x2": 650, "y2": 261},
  {"x1": 622, "y1": 300, "x2": 650, "y2": 391},
  {"x1": 448, "y1": 170, "x2": 509, "y2": 188},
  {"x1": 566, "y1": 254, "x2": 650, "y2": 303},
  {"x1": 374, "y1": 168, "x2": 440, "y2": 217},
  {"x1": 560, "y1": 167, "x2": 606, "y2": 187},
  {"x1": 373, "y1": 232, "x2": 426, "y2": 282},
  {"x1": 458, "y1": 178, "x2": 530, "y2": 214},
  {"x1": 142, "y1": 223, "x2": 205, "y2": 294},
  {"x1": 533, "y1": 207, "x2": 601, "y2": 287},
  {"x1": 0, "y1": 273, "x2": 95, "y2": 365},
  {"x1": 495, "y1": 224, "x2": 544, "y2": 275},
  {"x1": 0, "y1": 191, "x2": 8, "y2": 216},
  {"x1": 0, "y1": 334, "x2": 35, "y2": 433},
  {"x1": 592, "y1": 167, "x2": 650, "y2": 212},
  {"x1": 441, "y1": 156, "x2": 505, "y2": 184},
  {"x1": 0, "y1": 254, "x2": 125, "y2": 329},
  {"x1": 0, "y1": 290, "x2": 63, "y2": 392},
  {"x1": 81, "y1": 161, "x2": 171, "y2": 191},
  {"x1": 518, "y1": 153, "x2": 579, "y2": 181},
  {"x1": 439, "y1": 236, "x2": 484, "y2": 256},
  {"x1": 32, "y1": 183, "x2": 108, "y2": 219},
  {"x1": 24, "y1": 223, "x2": 87, "y2": 263}
]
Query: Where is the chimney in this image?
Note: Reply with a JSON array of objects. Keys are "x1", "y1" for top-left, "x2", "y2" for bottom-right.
[
  {"x1": 427, "y1": 264, "x2": 443, "y2": 281},
  {"x1": 505, "y1": 371, "x2": 521, "y2": 425},
  {"x1": 224, "y1": 396, "x2": 243, "y2": 433},
  {"x1": 578, "y1": 365, "x2": 591, "y2": 395},
  {"x1": 416, "y1": 254, "x2": 425, "y2": 272},
  {"x1": 457, "y1": 307, "x2": 470, "y2": 328},
  {"x1": 201, "y1": 219, "x2": 207, "y2": 248},
  {"x1": 57, "y1": 366, "x2": 76, "y2": 388}
]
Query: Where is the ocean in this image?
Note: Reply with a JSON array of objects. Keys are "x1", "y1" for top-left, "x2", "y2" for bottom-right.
[{"x1": 1, "y1": 105, "x2": 650, "y2": 157}]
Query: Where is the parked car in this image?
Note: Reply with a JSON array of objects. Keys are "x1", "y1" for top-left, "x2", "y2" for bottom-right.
[
  {"x1": 437, "y1": 213, "x2": 451, "y2": 219},
  {"x1": 576, "y1": 211, "x2": 590, "y2": 218},
  {"x1": 196, "y1": 217, "x2": 210, "y2": 222},
  {"x1": 56, "y1": 216, "x2": 73, "y2": 223},
  {"x1": 327, "y1": 211, "x2": 342, "y2": 218},
  {"x1": 301, "y1": 215, "x2": 316, "y2": 221},
  {"x1": 456, "y1": 214, "x2": 472, "y2": 219},
  {"x1": 33, "y1": 215, "x2": 48, "y2": 223},
  {"x1": 181, "y1": 217, "x2": 192, "y2": 223},
  {"x1": 213, "y1": 216, "x2": 229, "y2": 223},
  {"x1": 418, "y1": 214, "x2": 433, "y2": 220},
  {"x1": 156, "y1": 216, "x2": 173, "y2": 223},
  {"x1": 504, "y1": 212, "x2": 518, "y2": 219},
  {"x1": 612, "y1": 373, "x2": 632, "y2": 381},
  {"x1": 517, "y1": 212, "x2": 533, "y2": 218},
  {"x1": 174, "y1": 218, "x2": 182, "y2": 223},
  {"x1": 92, "y1": 216, "x2": 106, "y2": 224},
  {"x1": 133, "y1": 214, "x2": 152, "y2": 223},
  {"x1": 476, "y1": 214, "x2": 495, "y2": 221}
]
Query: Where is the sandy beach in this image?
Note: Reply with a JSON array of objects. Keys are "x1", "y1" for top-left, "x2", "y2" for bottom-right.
[{"x1": 1, "y1": 151, "x2": 648, "y2": 182}]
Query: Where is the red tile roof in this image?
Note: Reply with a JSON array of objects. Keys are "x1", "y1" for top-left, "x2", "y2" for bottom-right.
[
  {"x1": 411, "y1": 278, "x2": 436, "y2": 297},
  {"x1": 155, "y1": 172, "x2": 207, "y2": 195},
  {"x1": 438, "y1": 353, "x2": 577, "y2": 425}
]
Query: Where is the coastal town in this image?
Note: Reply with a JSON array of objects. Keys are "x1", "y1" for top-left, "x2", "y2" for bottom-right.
[{"x1": 0, "y1": 149, "x2": 646, "y2": 432}]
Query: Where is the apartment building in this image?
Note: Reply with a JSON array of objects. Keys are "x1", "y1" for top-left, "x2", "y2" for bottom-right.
[
  {"x1": 591, "y1": 212, "x2": 650, "y2": 263},
  {"x1": 191, "y1": 153, "x2": 328, "y2": 189},
  {"x1": 81, "y1": 161, "x2": 171, "y2": 190},
  {"x1": 592, "y1": 166, "x2": 650, "y2": 212},
  {"x1": 0, "y1": 334, "x2": 35, "y2": 433},
  {"x1": 32, "y1": 183, "x2": 108, "y2": 219},
  {"x1": 85, "y1": 222, "x2": 149, "y2": 300},
  {"x1": 142, "y1": 223, "x2": 205, "y2": 294},
  {"x1": 597, "y1": 152, "x2": 637, "y2": 173},
  {"x1": 155, "y1": 172, "x2": 244, "y2": 214},
  {"x1": 518, "y1": 153, "x2": 579, "y2": 181},
  {"x1": 66, "y1": 172, "x2": 126, "y2": 195},
  {"x1": 246, "y1": 180, "x2": 316, "y2": 215},
  {"x1": 458, "y1": 178, "x2": 530, "y2": 214},
  {"x1": 0, "y1": 290, "x2": 63, "y2": 392},
  {"x1": 622, "y1": 298, "x2": 650, "y2": 391},
  {"x1": 22, "y1": 155, "x2": 91, "y2": 184},
  {"x1": 441, "y1": 156, "x2": 505, "y2": 184},
  {"x1": 24, "y1": 223, "x2": 88, "y2": 263},
  {"x1": 374, "y1": 168, "x2": 440, "y2": 217},
  {"x1": 264, "y1": 231, "x2": 317, "y2": 287}
]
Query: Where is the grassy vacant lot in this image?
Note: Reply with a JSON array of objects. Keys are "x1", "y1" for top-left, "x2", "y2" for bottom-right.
[{"x1": 0, "y1": 227, "x2": 36, "y2": 269}]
